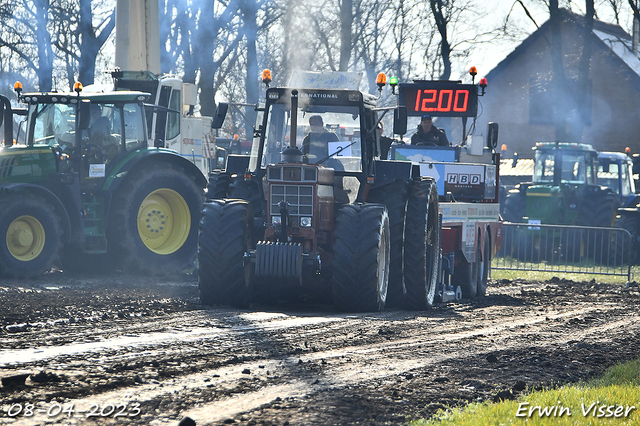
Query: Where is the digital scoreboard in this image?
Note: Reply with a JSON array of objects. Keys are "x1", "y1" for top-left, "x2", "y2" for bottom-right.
[{"x1": 398, "y1": 82, "x2": 478, "y2": 118}]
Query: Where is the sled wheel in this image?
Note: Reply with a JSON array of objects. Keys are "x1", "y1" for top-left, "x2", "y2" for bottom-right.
[{"x1": 477, "y1": 231, "x2": 491, "y2": 297}]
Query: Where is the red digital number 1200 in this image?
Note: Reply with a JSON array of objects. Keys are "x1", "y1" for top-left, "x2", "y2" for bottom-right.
[
  {"x1": 399, "y1": 82, "x2": 478, "y2": 117},
  {"x1": 414, "y1": 89, "x2": 469, "y2": 113}
]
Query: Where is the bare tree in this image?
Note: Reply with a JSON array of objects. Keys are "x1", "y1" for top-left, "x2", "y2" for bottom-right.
[
  {"x1": 74, "y1": 0, "x2": 115, "y2": 86},
  {"x1": 431, "y1": 0, "x2": 452, "y2": 79},
  {"x1": 0, "y1": 0, "x2": 54, "y2": 90},
  {"x1": 340, "y1": 0, "x2": 354, "y2": 71}
]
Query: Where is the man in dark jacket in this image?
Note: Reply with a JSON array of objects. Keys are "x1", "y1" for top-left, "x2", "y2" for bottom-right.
[
  {"x1": 302, "y1": 115, "x2": 338, "y2": 162},
  {"x1": 410, "y1": 115, "x2": 449, "y2": 146},
  {"x1": 378, "y1": 122, "x2": 394, "y2": 159}
]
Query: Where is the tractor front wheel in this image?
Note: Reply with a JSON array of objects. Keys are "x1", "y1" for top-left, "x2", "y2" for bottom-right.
[
  {"x1": 332, "y1": 204, "x2": 390, "y2": 312},
  {"x1": 0, "y1": 195, "x2": 61, "y2": 277},
  {"x1": 198, "y1": 199, "x2": 253, "y2": 308}
]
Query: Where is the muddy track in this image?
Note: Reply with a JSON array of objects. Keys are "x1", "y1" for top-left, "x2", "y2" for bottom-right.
[{"x1": 1, "y1": 274, "x2": 639, "y2": 425}]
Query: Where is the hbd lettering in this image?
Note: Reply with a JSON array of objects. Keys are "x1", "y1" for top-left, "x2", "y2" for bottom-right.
[
  {"x1": 447, "y1": 174, "x2": 480, "y2": 185},
  {"x1": 516, "y1": 401, "x2": 636, "y2": 418}
]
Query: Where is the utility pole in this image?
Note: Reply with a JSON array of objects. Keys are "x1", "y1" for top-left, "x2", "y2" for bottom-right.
[{"x1": 115, "y1": 0, "x2": 160, "y2": 73}]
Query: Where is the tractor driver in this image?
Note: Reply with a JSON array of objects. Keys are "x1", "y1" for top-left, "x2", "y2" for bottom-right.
[
  {"x1": 411, "y1": 114, "x2": 449, "y2": 147},
  {"x1": 87, "y1": 104, "x2": 119, "y2": 161},
  {"x1": 88, "y1": 105, "x2": 111, "y2": 142},
  {"x1": 301, "y1": 115, "x2": 339, "y2": 162}
]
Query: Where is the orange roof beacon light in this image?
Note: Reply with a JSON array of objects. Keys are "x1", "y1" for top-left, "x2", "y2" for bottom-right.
[
  {"x1": 376, "y1": 73, "x2": 387, "y2": 92},
  {"x1": 74, "y1": 81, "x2": 83, "y2": 94},
  {"x1": 13, "y1": 81, "x2": 23, "y2": 96},
  {"x1": 262, "y1": 69, "x2": 272, "y2": 87},
  {"x1": 501, "y1": 144, "x2": 507, "y2": 152},
  {"x1": 625, "y1": 146, "x2": 631, "y2": 154},
  {"x1": 469, "y1": 66, "x2": 477, "y2": 83},
  {"x1": 479, "y1": 78, "x2": 488, "y2": 95}
]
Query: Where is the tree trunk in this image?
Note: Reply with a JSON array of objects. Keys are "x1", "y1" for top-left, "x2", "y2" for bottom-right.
[
  {"x1": 430, "y1": 0, "x2": 450, "y2": 80},
  {"x1": 34, "y1": 0, "x2": 53, "y2": 91},
  {"x1": 340, "y1": 0, "x2": 353, "y2": 71}
]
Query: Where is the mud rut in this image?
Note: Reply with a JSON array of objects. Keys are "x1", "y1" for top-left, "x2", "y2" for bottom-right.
[{"x1": 1, "y1": 273, "x2": 640, "y2": 425}]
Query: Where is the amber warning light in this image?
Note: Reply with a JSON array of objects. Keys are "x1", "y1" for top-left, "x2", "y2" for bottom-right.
[
  {"x1": 262, "y1": 69, "x2": 272, "y2": 87},
  {"x1": 13, "y1": 81, "x2": 23, "y2": 96},
  {"x1": 74, "y1": 82, "x2": 83, "y2": 94},
  {"x1": 469, "y1": 67, "x2": 477, "y2": 83},
  {"x1": 376, "y1": 73, "x2": 386, "y2": 91}
]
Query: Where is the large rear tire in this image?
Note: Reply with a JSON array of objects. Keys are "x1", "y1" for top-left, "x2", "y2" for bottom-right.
[
  {"x1": 206, "y1": 171, "x2": 230, "y2": 200},
  {"x1": 332, "y1": 204, "x2": 390, "y2": 312},
  {"x1": 0, "y1": 195, "x2": 61, "y2": 277},
  {"x1": 368, "y1": 180, "x2": 408, "y2": 308},
  {"x1": 578, "y1": 187, "x2": 618, "y2": 227},
  {"x1": 404, "y1": 178, "x2": 440, "y2": 310},
  {"x1": 502, "y1": 187, "x2": 526, "y2": 223},
  {"x1": 578, "y1": 187, "x2": 619, "y2": 261},
  {"x1": 611, "y1": 213, "x2": 639, "y2": 265},
  {"x1": 107, "y1": 164, "x2": 204, "y2": 275},
  {"x1": 198, "y1": 200, "x2": 253, "y2": 308}
]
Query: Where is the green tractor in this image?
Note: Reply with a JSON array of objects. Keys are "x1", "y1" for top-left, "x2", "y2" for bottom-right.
[
  {"x1": 0, "y1": 83, "x2": 206, "y2": 277},
  {"x1": 598, "y1": 151, "x2": 640, "y2": 264},
  {"x1": 502, "y1": 142, "x2": 618, "y2": 261}
]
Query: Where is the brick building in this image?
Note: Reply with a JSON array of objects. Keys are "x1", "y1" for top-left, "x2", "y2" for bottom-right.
[{"x1": 477, "y1": 9, "x2": 640, "y2": 159}]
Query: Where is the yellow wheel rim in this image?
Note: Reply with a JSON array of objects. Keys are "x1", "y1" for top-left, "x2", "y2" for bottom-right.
[
  {"x1": 6, "y1": 215, "x2": 46, "y2": 261},
  {"x1": 137, "y1": 188, "x2": 191, "y2": 255}
]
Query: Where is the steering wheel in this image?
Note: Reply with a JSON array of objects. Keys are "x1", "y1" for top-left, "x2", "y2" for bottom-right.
[{"x1": 83, "y1": 143, "x2": 105, "y2": 163}]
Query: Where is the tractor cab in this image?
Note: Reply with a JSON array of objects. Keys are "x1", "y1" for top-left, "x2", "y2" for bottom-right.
[
  {"x1": 523, "y1": 142, "x2": 599, "y2": 225},
  {"x1": 597, "y1": 151, "x2": 639, "y2": 207},
  {"x1": 503, "y1": 141, "x2": 618, "y2": 228}
]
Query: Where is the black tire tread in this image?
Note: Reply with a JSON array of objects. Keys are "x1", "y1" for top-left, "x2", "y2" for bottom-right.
[
  {"x1": 206, "y1": 171, "x2": 230, "y2": 200},
  {"x1": 107, "y1": 164, "x2": 203, "y2": 275},
  {"x1": 0, "y1": 195, "x2": 62, "y2": 277},
  {"x1": 368, "y1": 180, "x2": 408, "y2": 308},
  {"x1": 404, "y1": 178, "x2": 440, "y2": 310},
  {"x1": 502, "y1": 188, "x2": 526, "y2": 223},
  {"x1": 332, "y1": 203, "x2": 390, "y2": 313},
  {"x1": 198, "y1": 199, "x2": 252, "y2": 308}
]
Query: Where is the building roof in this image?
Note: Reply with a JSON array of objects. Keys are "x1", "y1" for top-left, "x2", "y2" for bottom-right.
[
  {"x1": 500, "y1": 158, "x2": 534, "y2": 177},
  {"x1": 487, "y1": 9, "x2": 640, "y2": 82}
]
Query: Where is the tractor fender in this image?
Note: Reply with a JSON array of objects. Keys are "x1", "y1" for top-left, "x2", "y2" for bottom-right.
[
  {"x1": 102, "y1": 149, "x2": 207, "y2": 193},
  {"x1": 370, "y1": 160, "x2": 413, "y2": 189},
  {"x1": 618, "y1": 206, "x2": 640, "y2": 218},
  {"x1": 0, "y1": 183, "x2": 72, "y2": 245},
  {"x1": 226, "y1": 154, "x2": 250, "y2": 177}
]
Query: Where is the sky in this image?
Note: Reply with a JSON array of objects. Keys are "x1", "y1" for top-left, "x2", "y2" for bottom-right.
[{"x1": 466, "y1": 0, "x2": 547, "y2": 80}]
